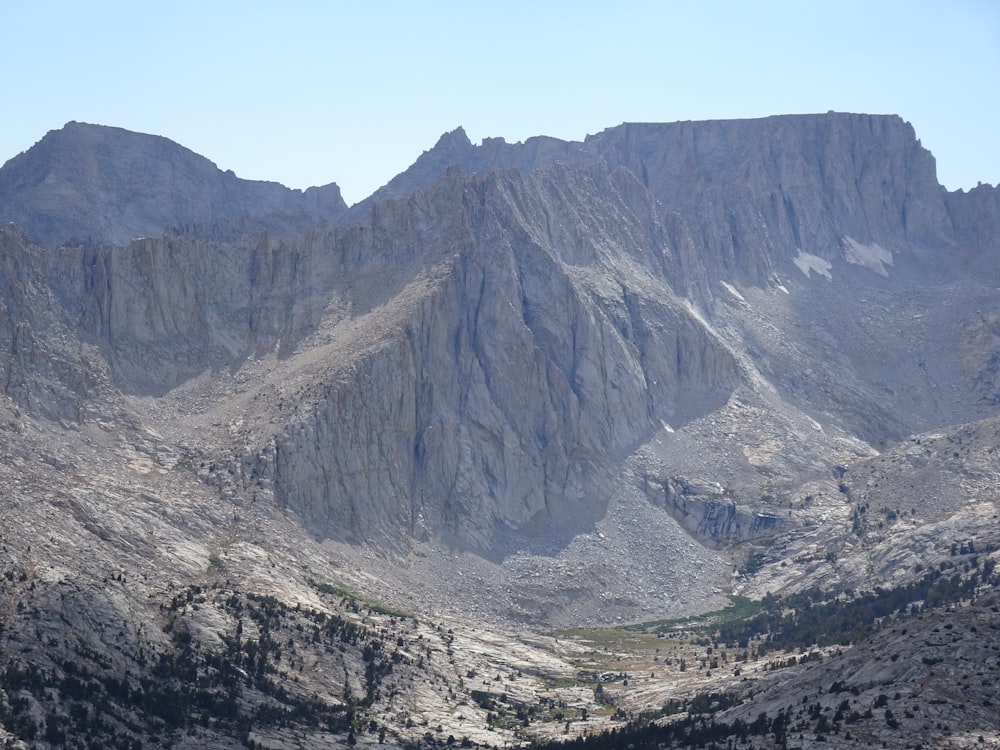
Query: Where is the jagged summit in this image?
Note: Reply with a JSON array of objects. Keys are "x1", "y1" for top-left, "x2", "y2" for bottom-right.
[
  {"x1": 351, "y1": 124, "x2": 589, "y2": 216},
  {"x1": 364, "y1": 112, "x2": 996, "y2": 286},
  {"x1": 434, "y1": 125, "x2": 473, "y2": 150},
  {"x1": 0, "y1": 121, "x2": 348, "y2": 248}
]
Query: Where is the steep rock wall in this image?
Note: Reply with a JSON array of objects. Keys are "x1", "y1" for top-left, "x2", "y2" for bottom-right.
[
  {"x1": 944, "y1": 182, "x2": 1000, "y2": 280},
  {"x1": 43, "y1": 229, "x2": 351, "y2": 394},
  {"x1": 0, "y1": 225, "x2": 114, "y2": 421},
  {"x1": 263, "y1": 168, "x2": 742, "y2": 551},
  {"x1": 9, "y1": 114, "x2": 997, "y2": 556},
  {"x1": 373, "y1": 114, "x2": 976, "y2": 286},
  {"x1": 586, "y1": 114, "x2": 952, "y2": 276}
]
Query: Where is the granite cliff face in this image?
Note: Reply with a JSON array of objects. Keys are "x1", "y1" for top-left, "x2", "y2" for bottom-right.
[
  {"x1": 365, "y1": 114, "x2": 967, "y2": 284},
  {"x1": 0, "y1": 224, "x2": 118, "y2": 422},
  {"x1": 258, "y1": 165, "x2": 741, "y2": 551},
  {"x1": 35, "y1": 162, "x2": 741, "y2": 551},
  {"x1": 585, "y1": 115, "x2": 955, "y2": 278}
]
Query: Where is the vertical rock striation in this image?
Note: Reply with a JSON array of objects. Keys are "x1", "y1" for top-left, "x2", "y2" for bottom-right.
[{"x1": 265, "y1": 166, "x2": 742, "y2": 551}]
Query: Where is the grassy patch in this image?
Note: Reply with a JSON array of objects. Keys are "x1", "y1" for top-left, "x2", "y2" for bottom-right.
[
  {"x1": 558, "y1": 609, "x2": 729, "y2": 666},
  {"x1": 624, "y1": 596, "x2": 764, "y2": 635},
  {"x1": 564, "y1": 628, "x2": 665, "y2": 651}
]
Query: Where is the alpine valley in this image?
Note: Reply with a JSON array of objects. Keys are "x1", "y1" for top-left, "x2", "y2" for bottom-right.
[{"x1": 1, "y1": 114, "x2": 999, "y2": 749}]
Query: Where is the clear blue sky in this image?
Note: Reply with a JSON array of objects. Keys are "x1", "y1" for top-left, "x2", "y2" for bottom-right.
[{"x1": 3, "y1": 1, "x2": 998, "y2": 204}]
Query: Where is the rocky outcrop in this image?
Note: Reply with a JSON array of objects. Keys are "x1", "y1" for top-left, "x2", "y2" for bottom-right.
[
  {"x1": 944, "y1": 181, "x2": 1000, "y2": 279},
  {"x1": 0, "y1": 122, "x2": 348, "y2": 248},
  {"x1": 586, "y1": 114, "x2": 954, "y2": 282},
  {"x1": 641, "y1": 473, "x2": 787, "y2": 548},
  {"x1": 352, "y1": 127, "x2": 594, "y2": 216}
]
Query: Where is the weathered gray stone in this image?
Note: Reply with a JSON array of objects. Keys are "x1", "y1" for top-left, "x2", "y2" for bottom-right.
[{"x1": 0, "y1": 121, "x2": 348, "y2": 248}]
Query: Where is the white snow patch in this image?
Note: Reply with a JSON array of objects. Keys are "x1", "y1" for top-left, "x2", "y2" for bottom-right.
[
  {"x1": 660, "y1": 420, "x2": 675, "y2": 433},
  {"x1": 681, "y1": 298, "x2": 711, "y2": 329},
  {"x1": 777, "y1": 284, "x2": 789, "y2": 295},
  {"x1": 792, "y1": 250, "x2": 832, "y2": 280},
  {"x1": 842, "y1": 236, "x2": 893, "y2": 277},
  {"x1": 719, "y1": 281, "x2": 745, "y2": 302}
]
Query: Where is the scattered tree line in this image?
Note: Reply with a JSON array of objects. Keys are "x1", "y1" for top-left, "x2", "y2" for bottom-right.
[
  {"x1": 0, "y1": 586, "x2": 407, "y2": 749},
  {"x1": 710, "y1": 555, "x2": 997, "y2": 655}
]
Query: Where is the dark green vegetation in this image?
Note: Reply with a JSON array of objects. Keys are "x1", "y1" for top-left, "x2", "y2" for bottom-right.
[
  {"x1": 529, "y1": 547, "x2": 1000, "y2": 750},
  {"x1": 307, "y1": 577, "x2": 414, "y2": 620},
  {"x1": 529, "y1": 706, "x2": 794, "y2": 750},
  {"x1": 626, "y1": 596, "x2": 764, "y2": 635},
  {"x1": 716, "y1": 553, "x2": 996, "y2": 655},
  {"x1": 2, "y1": 547, "x2": 997, "y2": 749},
  {"x1": 632, "y1": 549, "x2": 997, "y2": 655},
  {"x1": 0, "y1": 586, "x2": 407, "y2": 749}
]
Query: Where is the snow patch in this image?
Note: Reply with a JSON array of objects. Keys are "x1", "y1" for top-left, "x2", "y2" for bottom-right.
[
  {"x1": 719, "y1": 281, "x2": 745, "y2": 302},
  {"x1": 660, "y1": 420, "x2": 675, "y2": 433},
  {"x1": 842, "y1": 236, "x2": 893, "y2": 277},
  {"x1": 792, "y1": 250, "x2": 832, "y2": 280},
  {"x1": 777, "y1": 284, "x2": 789, "y2": 295},
  {"x1": 681, "y1": 298, "x2": 711, "y2": 329}
]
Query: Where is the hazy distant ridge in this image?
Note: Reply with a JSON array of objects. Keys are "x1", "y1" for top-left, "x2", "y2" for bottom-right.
[{"x1": 0, "y1": 121, "x2": 348, "y2": 248}]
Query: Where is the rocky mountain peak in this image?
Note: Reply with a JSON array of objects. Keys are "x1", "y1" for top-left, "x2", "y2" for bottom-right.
[
  {"x1": 433, "y1": 125, "x2": 474, "y2": 152},
  {"x1": 0, "y1": 121, "x2": 348, "y2": 248},
  {"x1": 352, "y1": 113, "x2": 984, "y2": 287}
]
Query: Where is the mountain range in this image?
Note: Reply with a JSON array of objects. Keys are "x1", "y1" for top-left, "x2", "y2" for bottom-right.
[{"x1": 1, "y1": 114, "x2": 998, "y2": 749}]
